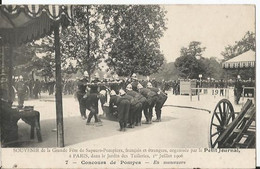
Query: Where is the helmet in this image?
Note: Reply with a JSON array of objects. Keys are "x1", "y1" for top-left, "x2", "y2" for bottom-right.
[
  {"x1": 19, "y1": 75, "x2": 23, "y2": 80},
  {"x1": 126, "y1": 84, "x2": 132, "y2": 91},
  {"x1": 137, "y1": 83, "x2": 143, "y2": 89},
  {"x1": 237, "y1": 75, "x2": 241, "y2": 79},
  {"x1": 94, "y1": 73, "x2": 99, "y2": 79},
  {"x1": 112, "y1": 74, "x2": 118, "y2": 80},
  {"x1": 110, "y1": 90, "x2": 116, "y2": 96},
  {"x1": 131, "y1": 73, "x2": 137, "y2": 79},
  {"x1": 147, "y1": 82, "x2": 152, "y2": 88},
  {"x1": 83, "y1": 71, "x2": 89, "y2": 77},
  {"x1": 119, "y1": 89, "x2": 126, "y2": 96}
]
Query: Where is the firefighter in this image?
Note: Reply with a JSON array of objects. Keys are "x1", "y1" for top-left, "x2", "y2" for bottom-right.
[
  {"x1": 76, "y1": 71, "x2": 89, "y2": 120},
  {"x1": 131, "y1": 73, "x2": 139, "y2": 92},
  {"x1": 137, "y1": 83, "x2": 157, "y2": 124},
  {"x1": 109, "y1": 89, "x2": 132, "y2": 131},
  {"x1": 86, "y1": 73, "x2": 102, "y2": 125},
  {"x1": 147, "y1": 82, "x2": 168, "y2": 122},
  {"x1": 125, "y1": 84, "x2": 143, "y2": 127},
  {"x1": 85, "y1": 91, "x2": 102, "y2": 125}
]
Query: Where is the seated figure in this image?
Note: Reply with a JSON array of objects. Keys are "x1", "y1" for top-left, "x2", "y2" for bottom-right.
[{"x1": 0, "y1": 89, "x2": 21, "y2": 146}]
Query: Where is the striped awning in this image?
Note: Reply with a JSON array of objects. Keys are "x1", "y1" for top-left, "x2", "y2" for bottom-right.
[
  {"x1": 222, "y1": 50, "x2": 255, "y2": 69},
  {"x1": 0, "y1": 5, "x2": 73, "y2": 45}
]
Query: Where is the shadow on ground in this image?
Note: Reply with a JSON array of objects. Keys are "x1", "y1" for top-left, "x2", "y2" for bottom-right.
[{"x1": 13, "y1": 115, "x2": 177, "y2": 147}]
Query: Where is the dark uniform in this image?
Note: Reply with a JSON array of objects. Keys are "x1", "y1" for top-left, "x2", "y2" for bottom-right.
[
  {"x1": 234, "y1": 79, "x2": 243, "y2": 104},
  {"x1": 131, "y1": 80, "x2": 139, "y2": 92},
  {"x1": 126, "y1": 90, "x2": 143, "y2": 127},
  {"x1": 86, "y1": 80, "x2": 101, "y2": 124},
  {"x1": 33, "y1": 79, "x2": 41, "y2": 99},
  {"x1": 110, "y1": 81, "x2": 121, "y2": 95},
  {"x1": 16, "y1": 80, "x2": 27, "y2": 108},
  {"x1": 219, "y1": 79, "x2": 225, "y2": 96},
  {"x1": 138, "y1": 88, "x2": 157, "y2": 123},
  {"x1": 76, "y1": 78, "x2": 88, "y2": 119},
  {"x1": 110, "y1": 94, "x2": 132, "y2": 131},
  {"x1": 0, "y1": 99, "x2": 21, "y2": 145},
  {"x1": 85, "y1": 92, "x2": 100, "y2": 123},
  {"x1": 149, "y1": 87, "x2": 168, "y2": 121}
]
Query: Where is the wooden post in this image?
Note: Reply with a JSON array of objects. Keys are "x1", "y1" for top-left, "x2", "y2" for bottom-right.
[
  {"x1": 54, "y1": 22, "x2": 65, "y2": 147},
  {"x1": 190, "y1": 88, "x2": 192, "y2": 101},
  {"x1": 197, "y1": 88, "x2": 200, "y2": 101}
]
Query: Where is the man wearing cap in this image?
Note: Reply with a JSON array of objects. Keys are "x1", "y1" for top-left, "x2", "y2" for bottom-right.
[
  {"x1": 16, "y1": 76, "x2": 27, "y2": 108},
  {"x1": 125, "y1": 84, "x2": 143, "y2": 127},
  {"x1": 76, "y1": 71, "x2": 89, "y2": 120},
  {"x1": 85, "y1": 72, "x2": 102, "y2": 125},
  {"x1": 109, "y1": 89, "x2": 133, "y2": 131},
  {"x1": 85, "y1": 91, "x2": 102, "y2": 125},
  {"x1": 147, "y1": 82, "x2": 168, "y2": 122},
  {"x1": 234, "y1": 75, "x2": 243, "y2": 104},
  {"x1": 130, "y1": 73, "x2": 139, "y2": 92}
]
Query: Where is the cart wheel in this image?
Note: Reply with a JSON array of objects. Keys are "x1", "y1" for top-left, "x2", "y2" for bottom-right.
[{"x1": 209, "y1": 99, "x2": 235, "y2": 148}]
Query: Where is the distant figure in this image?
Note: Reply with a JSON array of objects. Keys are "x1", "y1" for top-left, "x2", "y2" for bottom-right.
[
  {"x1": 76, "y1": 71, "x2": 89, "y2": 120},
  {"x1": 16, "y1": 76, "x2": 27, "y2": 108},
  {"x1": 234, "y1": 76, "x2": 243, "y2": 104},
  {"x1": 33, "y1": 79, "x2": 41, "y2": 99},
  {"x1": 219, "y1": 79, "x2": 225, "y2": 96}
]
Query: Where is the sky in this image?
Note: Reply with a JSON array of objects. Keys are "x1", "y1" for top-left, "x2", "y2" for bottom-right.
[{"x1": 159, "y1": 5, "x2": 255, "y2": 63}]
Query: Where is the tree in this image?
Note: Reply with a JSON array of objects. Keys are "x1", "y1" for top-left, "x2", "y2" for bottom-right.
[
  {"x1": 202, "y1": 57, "x2": 224, "y2": 79},
  {"x1": 174, "y1": 41, "x2": 206, "y2": 79},
  {"x1": 62, "y1": 5, "x2": 106, "y2": 78},
  {"x1": 221, "y1": 31, "x2": 255, "y2": 60},
  {"x1": 12, "y1": 43, "x2": 37, "y2": 79},
  {"x1": 150, "y1": 62, "x2": 180, "y2": 81},
  {"x1": 221, "y1": 31, "x2": 256, "y2": 80},
  {"x1": 28, "y1": 5, "x2": 105, "y2": 80},
  {"x1": 99, "y1": 5, "x2": 167, "y2": 76}
]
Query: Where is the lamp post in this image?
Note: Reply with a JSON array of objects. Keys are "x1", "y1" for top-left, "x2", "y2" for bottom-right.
[{"x1": 199, "y1": 74, "x2": 202, "y2": 87}]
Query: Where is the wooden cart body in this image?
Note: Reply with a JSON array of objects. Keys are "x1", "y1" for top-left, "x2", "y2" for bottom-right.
[{"x1": 209, "y1": 99, "x2": 256, "y2": 148}]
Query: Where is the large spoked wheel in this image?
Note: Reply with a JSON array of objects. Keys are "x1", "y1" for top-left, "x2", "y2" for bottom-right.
[{"x1": 209, "y1": 99, "x2": 235, "y2": 148}]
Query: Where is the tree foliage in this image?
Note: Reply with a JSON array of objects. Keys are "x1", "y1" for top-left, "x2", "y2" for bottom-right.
[
  {"x1": 221, "y1": 31, "x2": 255, "y2": 80},
  {"x1": 22, "y1": 5, "x2": 106, "y2": 80},
  {"x1": 202, "y1": 57, "x2": 224, "y2": 79},
  {"x1": 64, "y1": 5, "x2": 106, "y2": 77},
  {"x1": 174, "y1": 41, "x2": 206, "y2": 79},
  {"x1": 99, "y1": 5, "x2": 167, "y2": 76},
  {"x1": 221, "y1": 31, "x2": 255, "y2": 60},
  {"x1": 150, "y1": 62, "x2": 180, "y2": 81}
]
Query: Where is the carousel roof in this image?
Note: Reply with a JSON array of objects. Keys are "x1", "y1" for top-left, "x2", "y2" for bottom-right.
[
  {"x1": 222, "y1": 50, "x2": 255, "y2": 69},
  {"x1": 0, "y1": 5, "x2": 73, "y2": 46}
]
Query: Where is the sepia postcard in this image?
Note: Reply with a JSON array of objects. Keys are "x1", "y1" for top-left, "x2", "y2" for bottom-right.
[{"x1": 0, "y1": 2, "x2": 258, "y2": 168}]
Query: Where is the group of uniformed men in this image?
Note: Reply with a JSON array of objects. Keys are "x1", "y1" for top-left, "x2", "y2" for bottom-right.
[{"x1": 76, "y1": 72, "x2": 168, "y2": 131}]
